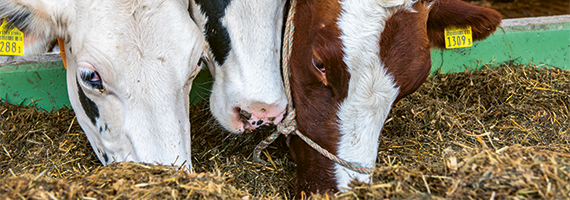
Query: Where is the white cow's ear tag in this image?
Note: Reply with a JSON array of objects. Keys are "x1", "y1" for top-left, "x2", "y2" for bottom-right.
[
  {"x1": 444, "y1": 26, "x2": 473, "y2": 49},
  {"x1": 0, "y1": 19, "x2": 24, "y2": 56}
]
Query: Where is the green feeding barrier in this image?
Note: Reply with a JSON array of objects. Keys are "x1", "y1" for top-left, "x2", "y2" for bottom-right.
[
  {"x1": 0, "y1": 60, "x2": 68, "y2": 110},
  {"x1": 0, "y1": 58, "x2": 213, "y2": 111},
  {"x1": 1, "y1": 15, "x2": 569, "y2": 111},
  {"x1": 432, "y1": 15, "x2": 569, "y2": 73}
]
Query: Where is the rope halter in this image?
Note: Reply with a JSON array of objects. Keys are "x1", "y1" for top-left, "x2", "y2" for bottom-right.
[{"x1": 252, "y1": 0, "x2": 375, "y2": 175}]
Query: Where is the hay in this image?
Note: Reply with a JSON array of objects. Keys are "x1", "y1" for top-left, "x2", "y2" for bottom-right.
[
  {"x1": 0, "y1": 162, "x2": 249, "y2": 199},
  {"x1": 1, "y1": 63, "x2": 569, "y2": 199},
  {"x1": 337, "y1": 145, "x2": 570, "y2": 199}
]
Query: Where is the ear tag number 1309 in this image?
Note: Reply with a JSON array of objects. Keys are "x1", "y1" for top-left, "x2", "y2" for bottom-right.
[
  {"x1": 0, "y1": 20, "x2": 24, "y2": 56},
  {"x1": 444, "y1": 26, "x2": 472, "y2": 49}
]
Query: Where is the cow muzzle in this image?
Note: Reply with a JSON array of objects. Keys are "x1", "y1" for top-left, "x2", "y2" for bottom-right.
[{"x1": 236, "y1": 104, "x2": 286, "y2": 133}]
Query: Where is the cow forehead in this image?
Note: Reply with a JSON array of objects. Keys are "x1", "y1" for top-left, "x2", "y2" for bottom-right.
[
  {"x1": 70, "y1": 0, "x2": 203, "y2": 88},
  {"x1": 222, "y1": 0, "x2": 285, "y2": 59},
  {"x1": 310, "y1": 0, "x2": 415, "y2": 69},
  {"x1": 194, "y1": 0, "x2": 286, "y2": 66}
]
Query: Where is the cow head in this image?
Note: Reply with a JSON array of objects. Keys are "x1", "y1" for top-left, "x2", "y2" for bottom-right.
[
  {"x1": 288, "y1": 0, "x2": 501, "y2": 194},
  {"x1": 0, "y1": 0, "x2": 205, "y2": 170},
  {"x1": 190, "y1": 0, "x2": 288, "y2": 133}
]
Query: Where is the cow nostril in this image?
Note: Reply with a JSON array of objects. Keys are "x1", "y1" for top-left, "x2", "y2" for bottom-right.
[
  {"x1": 239, "y1": 109, "x2": 252, "y2": 120},
  {"x1": 256, "y1": 120, "x2": 264, "y2": 126}
]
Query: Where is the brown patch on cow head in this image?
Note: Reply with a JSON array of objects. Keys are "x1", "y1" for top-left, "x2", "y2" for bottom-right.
[
  {"x1": 288, "y1": 0, "x2": 347, "y2": 195},
  {"x1": 380, "y1": 2, "x2": 433, "y2": 102}
]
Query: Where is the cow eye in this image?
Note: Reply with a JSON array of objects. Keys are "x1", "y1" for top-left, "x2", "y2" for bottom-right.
[
  {"x1": 312, "y1": 58, "x2": 325, "y2": 73},
  {"x1": 78, "y1": 64, "x2": 104, "y2": 90},
  {"x1": 312, "y1": 57, "x2": 328, "y2": 85}
]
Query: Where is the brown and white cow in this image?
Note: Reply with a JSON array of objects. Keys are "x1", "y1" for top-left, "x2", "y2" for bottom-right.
[
  {"x1": 287, "y1": 0, "x2": 501, "y2": 194},
  {"x1": 0, "y1": 0, "x2": 205, "y2": 170}
]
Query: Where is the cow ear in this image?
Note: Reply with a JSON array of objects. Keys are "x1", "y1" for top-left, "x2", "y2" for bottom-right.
[
  {"x1": 0, "y1": 0, "x2": 73, "y2": 55},
  {"x1": 426, "y1": 0, "x2": 502, "y2": 48}
]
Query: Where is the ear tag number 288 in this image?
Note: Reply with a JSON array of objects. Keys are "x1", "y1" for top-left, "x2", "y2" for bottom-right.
[
  {"x1": 0, "y1": 20, "x2": 24, "y2": 56},
  {"x1": 444, "y1": 26, "x2": 472, "y2": 49}
]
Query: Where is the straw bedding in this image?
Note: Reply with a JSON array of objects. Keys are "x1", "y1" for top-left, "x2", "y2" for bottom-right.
[{"x1": 1, "y1": 63, "x2": 569, "y2": 199}]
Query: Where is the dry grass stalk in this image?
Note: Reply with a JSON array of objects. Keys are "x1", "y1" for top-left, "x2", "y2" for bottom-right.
[{"x1": 1, "y1": 63, "x2": 568, "y2": 199}]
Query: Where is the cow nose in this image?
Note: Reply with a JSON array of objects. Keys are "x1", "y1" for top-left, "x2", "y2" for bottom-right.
[
  {"x1": 239, "y1": 109, "x2": 252, "y2": 120},
  {"x1": 236, "y1": 106, "x2": 286, "y2": 133}
]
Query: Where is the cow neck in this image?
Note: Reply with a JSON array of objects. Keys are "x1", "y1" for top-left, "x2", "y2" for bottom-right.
[{"x1": 252, "y1": 0, "x2": 374, "y2": 175}]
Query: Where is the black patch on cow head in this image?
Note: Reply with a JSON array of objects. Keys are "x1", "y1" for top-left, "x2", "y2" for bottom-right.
[
  {"x1": 102, "y1": 152, "x2": 109, "y2": 163},
  {"x1": 0, "y1": 7, "x2": 31, "y2": 32},
  {"x1": 76, "y1": 80, "x2": 100, "y2": 125},
  {"x1": 96, "y1": 148, "x2": 109, "y2": 164},
  {"x1": 0, "y1": 1, "x2": 39, "y2": 33},
  {"x1": 194, "y1": 0, "x2": 232, "y2": 66},
  {"x1": 7, "y1": 12, "x2": 30, "y2": 30},
  {"x1": 99, "y1": 123, "x2": 109, "y2": 134}
]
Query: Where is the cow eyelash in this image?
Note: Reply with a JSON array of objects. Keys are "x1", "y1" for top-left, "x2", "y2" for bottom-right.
[{"x1": 78, "y1": 67, "x2": 104, "y2": 90}]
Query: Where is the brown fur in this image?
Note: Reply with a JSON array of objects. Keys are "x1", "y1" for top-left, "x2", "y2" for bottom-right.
[
  {"x1": 381, "y1": 2, "x2": 433, "y2": 102},
  {"x1": 427, "y1": 0, "x2": 502, "y2": 48},
  {"x1": 288, "y1": 0, "x2": 347, "y2": 195},
  {"x1": 288, "y1": 0, "x2": 501, "y2": 195}
]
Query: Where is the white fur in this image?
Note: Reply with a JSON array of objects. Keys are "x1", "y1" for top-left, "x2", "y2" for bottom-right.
[
  {"x1": 188, "y1": 1, "x2": 216, "y2": 74},
  {"x1": 3, "y1": 0, "x2": 205, "y2": 171},
  {"x1": 335, "y1": 0, "x2": 415, "y2": 191},
  {"x1": 377, "y1": 0, "x2": 414, "y2": 7},
  {"x1": 191, "y1": 0, "x2": 288, "y2": 133}
]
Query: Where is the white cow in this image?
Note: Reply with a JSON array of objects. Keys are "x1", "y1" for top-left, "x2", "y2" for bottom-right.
[
  {"x1": 190, "y1": 0, "x2": 288, "y2": 133},
  {"x1": 0, "y1": 0, "x2": 205, "y2": 170}
]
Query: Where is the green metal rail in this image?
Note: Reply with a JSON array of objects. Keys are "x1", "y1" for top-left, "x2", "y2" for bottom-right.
[
  {"x1": 432, "y1": 15, "x2": 569, "y2": 72},
  {"x1": 0, "y1": 59, "x2": 213, "y2": 111},
  {"x1": 1, "y1": 15, "x2": 569, "y2": 111}
]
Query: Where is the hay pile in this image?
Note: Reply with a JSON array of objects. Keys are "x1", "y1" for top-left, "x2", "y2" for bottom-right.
[
  {"x1": 0, "y1": 162, "x2": 249, "y2": 199},
  {"x1": 1, "y1": 63, "x2": 569, "y2": 199}
]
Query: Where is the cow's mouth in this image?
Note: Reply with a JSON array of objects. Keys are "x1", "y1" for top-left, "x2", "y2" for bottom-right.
[{"x1": 237, "y1": 107, "x2": 280, "y2": 133}]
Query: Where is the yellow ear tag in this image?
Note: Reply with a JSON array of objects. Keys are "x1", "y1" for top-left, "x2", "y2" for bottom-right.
[
  {"x1": 0, "y1": 19, "x2": 25, "y2": 56},
  {"x1": 444, "y1": 26, "x2": 473, "y2": 49},
  {"x1": 57, "y1": 38, "x2": 67, "y2": 69}
]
